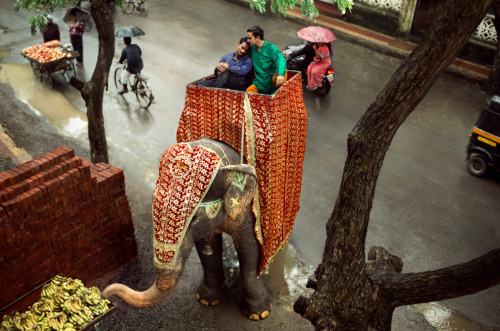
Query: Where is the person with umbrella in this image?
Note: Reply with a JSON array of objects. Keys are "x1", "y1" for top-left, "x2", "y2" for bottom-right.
[
  {"x1": 67, "y1": 8, "x2": 86, "y2": 66},
  {"x1": 306, "y1": 41, "x2": 332, "y2": 91},
  {"x1": 117, "y1": 37, "x2": 143, "y2": 95},
  {"x1": 296, "y1": 26, "x2": 335, "y2": 91}
]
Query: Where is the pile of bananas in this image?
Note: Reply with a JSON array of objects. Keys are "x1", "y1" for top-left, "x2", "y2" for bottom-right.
[{"x1": 1, "y1": 275, "x2": 111, "y2": 331}]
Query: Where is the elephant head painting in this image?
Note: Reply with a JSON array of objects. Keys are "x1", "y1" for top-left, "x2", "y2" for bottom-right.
[{"x1": 102, "y1": 138, "x2": 272, "y2": 320}]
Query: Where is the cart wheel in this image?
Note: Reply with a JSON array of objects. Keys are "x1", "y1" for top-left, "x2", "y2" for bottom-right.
[
  {"x1": 31, "y1": 61, "x2": 41, "y2": 79},
  {"x1": 121, "y1": 0, "x2": 134, "y2": 13},
  {"x1": 64, "y1": 61, "x2": 76, "y2": 80},
  {"x1": 467, "y1": 153, "x2": 488, "y2": 177},
  {"x1": 135, "y1": 79, "x2": 152, "y2": 108},
  {"x1": 41, "y1": 67, "x2": 54, "y2": 89}
]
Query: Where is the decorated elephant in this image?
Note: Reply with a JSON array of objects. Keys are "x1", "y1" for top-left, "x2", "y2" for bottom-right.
[{"x1": 102, "y1": 138, "x2": 272, "y2": 320}]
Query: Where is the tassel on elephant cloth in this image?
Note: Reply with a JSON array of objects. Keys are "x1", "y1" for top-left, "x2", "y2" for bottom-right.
[
  {"x1": 153, "y1": 143, "x2": 221, "y2": 269},
  {"x1": 176, "y1": 71, "x2": 308, "y2": 274}
]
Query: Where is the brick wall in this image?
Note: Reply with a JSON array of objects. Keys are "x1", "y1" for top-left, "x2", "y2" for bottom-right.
[{"x1": 0, "y1": 146, "x2": 137, "y2": 309}]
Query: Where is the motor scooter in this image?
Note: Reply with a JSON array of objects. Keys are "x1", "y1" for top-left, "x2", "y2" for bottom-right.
[{"x1": 283, "y1": 41, "x2": 334, "y2": 96}]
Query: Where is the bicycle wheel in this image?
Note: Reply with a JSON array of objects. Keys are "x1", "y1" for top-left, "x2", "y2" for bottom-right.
[
  {"x1": 114, "y1": 67, "x2": 123, "y2": 89},
  {"x1": 135, "y1": 79, "x2": 152, "y2": 108},
  {"x1": 121, "y1": 0, "x2": 134, "y2": 14},
  {"x1": 139, "y1": 2, "x2": 148, "y2": 16}
]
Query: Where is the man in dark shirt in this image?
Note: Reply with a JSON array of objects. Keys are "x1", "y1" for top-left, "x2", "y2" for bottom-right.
[
  {"x1": 117, "y1": 37, "x2": 144, "y2": 94},
  {"x1": 42, "y1": 15, "x2": 60, "y2": 43}
]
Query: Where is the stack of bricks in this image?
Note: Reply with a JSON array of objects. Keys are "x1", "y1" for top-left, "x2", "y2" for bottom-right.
[{"x1": 0, "y1": 146, "x2": 137, "y2": 309}]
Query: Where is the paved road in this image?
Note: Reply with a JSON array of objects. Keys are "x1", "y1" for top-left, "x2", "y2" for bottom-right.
[{"x1": 1, "y1": 0, "x2": 499, "y2": 330}]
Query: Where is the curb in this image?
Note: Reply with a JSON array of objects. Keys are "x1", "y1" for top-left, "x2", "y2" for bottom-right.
[{"x1": 0, "y1": 125, "x2": 32, "y2": 164}]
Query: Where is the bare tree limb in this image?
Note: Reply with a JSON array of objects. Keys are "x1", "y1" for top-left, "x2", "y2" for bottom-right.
[{"x1": 380, "y1": 249, "x2": 500, "y2": 306}]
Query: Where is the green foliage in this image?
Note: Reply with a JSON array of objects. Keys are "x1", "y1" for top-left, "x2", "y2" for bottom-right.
[
  {"x1": 13, "y1": 0, "x2": 78, "y2": 35},
  {"x1": 250, "y1": 0, "x2": 353, "y2": 18}
]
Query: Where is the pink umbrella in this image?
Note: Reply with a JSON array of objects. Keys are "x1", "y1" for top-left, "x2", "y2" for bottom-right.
[{"x1": 297, "y1": 26, "x2": 336, "y2": 43}]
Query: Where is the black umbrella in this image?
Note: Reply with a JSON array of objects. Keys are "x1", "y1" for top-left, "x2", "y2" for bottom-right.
[
  {"x1": 63, "y1": 7, "x2": 94, "y2": 31},
  {"x1": 115, "y1": 26, "x2": 146, "y2": 38}
]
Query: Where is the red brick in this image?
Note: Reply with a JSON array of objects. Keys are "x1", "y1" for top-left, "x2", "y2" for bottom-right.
[
  {"x1": 4, "y1": 170, "x2": 18, "y2": 185},
  {"x1": 0, "y1": 173, "x2": 9, "y2": 189},
  {"x1": 8, "y1": 167, "x2": 23, "y2": 181},
  {"x1": 0, "y1": 190, "x2": 9, "y2": 203}
]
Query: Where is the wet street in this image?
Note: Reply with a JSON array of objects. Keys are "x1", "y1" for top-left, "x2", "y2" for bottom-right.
[{"x1": 1, "y1": 0, "x2": 500, "y2": 330}]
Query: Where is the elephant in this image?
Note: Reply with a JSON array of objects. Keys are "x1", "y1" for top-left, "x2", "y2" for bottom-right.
[{"x1": 102, "y1": 138, "x2": 272, "y2": 320}]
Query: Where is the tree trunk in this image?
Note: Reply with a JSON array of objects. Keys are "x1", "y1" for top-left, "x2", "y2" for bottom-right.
[
  {"x1": 485, "y1": 0, "x2": 500, "y2": 95},
  {"x1": 70, "y1": 0, "x2": 112, "y2": 163},
  {"x1": 294, "y1": 1, "x2": 498, "y2": 330}
]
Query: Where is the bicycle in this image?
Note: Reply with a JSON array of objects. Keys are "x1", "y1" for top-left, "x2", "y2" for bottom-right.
[
  {"x1": 121, "y1": 0, "x2": 148, "y2": 16},
  {"x1": 114, "y1": 61, "x2": 154, "y2": 109}
]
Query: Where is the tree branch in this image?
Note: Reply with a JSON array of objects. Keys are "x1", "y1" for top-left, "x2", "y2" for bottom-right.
[{"x1": 381, "y1": 249, "x2": 500, "y2": 306}]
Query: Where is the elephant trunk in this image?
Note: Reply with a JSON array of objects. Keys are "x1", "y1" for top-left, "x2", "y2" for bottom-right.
[{"x1": 102, "y1": 272, "x2": 178, "y2": 308}]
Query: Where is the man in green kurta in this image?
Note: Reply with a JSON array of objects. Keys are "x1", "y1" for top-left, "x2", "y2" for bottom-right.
[{"x1": 246, "y1": 26, "x2": 287, "y2": 95}]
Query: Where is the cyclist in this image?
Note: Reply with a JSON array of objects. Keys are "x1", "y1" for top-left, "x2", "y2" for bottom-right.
[{"x1": 117, "y1": 37, "x2": 144, "y2": 95}]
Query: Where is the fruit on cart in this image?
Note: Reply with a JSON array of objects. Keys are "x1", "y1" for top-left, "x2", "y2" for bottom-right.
[
  {"x1": 1, "y1": 275, "x2": 111, "y2": 331},
  {"x1": 23, "y1": 44, "x2": 69, "y2": 63},
  {"x1": 42, "y1": 40, "x2": 61, "y2": 48}
]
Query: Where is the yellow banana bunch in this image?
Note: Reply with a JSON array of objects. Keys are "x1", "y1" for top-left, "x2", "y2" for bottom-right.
[
  {"x1": 50, "y1": 275, "x2": 67, "y2": 285},
  {"x1": 75, "y1": 285, "x2": 89, "y2": 298},
  {"x1": 62, "y1": 297, "x2": 83, "y2": 315},
  {"x1": 2, "y1": 275, "x2": 113, "y2": 331},
  {"x1": 47, "y1": 312, "x2": 67, "y2": 330},
  {"x1": 61, "y1": 279, "x2": 84, "y2": 294},
  {"x1": 0, "y1": 312, "x2": 18, "y2": 331},
  {"x1": 39, "y1": 299, "x2": 55, "y2": 313},
  {"x1": 84, "y1": 287, "x2": 103, "y2": 306},
  {"x1": 40, "y1": 283, "x2": 59, "y2": 300},
  {"x1": 52, "y1": 289, "x2": 71, "y2": 307}
]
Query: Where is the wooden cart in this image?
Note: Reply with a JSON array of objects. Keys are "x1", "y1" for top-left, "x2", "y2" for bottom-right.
[{"x1": 23, "y1": 50, "x2": 79, "y2": 89}]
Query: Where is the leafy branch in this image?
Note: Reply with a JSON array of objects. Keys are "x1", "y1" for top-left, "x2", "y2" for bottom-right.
[{"x1": 249, "y1": 0, "x2": 353, "y2": 18}]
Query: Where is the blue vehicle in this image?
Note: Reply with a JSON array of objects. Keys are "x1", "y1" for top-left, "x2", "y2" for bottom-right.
[{"x1": 466, "y1": 95, "x2": 500, "y2": 177}]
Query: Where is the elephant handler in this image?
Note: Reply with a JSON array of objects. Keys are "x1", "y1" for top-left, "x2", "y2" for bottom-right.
[
  {"x1": 246, "y1": 25, "x2": 287, "y2": 95},
  {"x1": 117, "y1": 37, "x2": 144, "y2": 95}
]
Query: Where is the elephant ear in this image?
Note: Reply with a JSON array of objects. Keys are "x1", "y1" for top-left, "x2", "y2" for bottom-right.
[{"x1": 221, "y1": 164, "x2": 257, "y2": 222}]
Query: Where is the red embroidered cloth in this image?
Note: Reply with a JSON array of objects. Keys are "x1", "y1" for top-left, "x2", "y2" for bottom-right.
[
  {"x1": 153, "y1": 143, "x2": 221, "y2": 269},
  {"x1": 177, "y1": 71, "x2": 308, "y2": 274}
]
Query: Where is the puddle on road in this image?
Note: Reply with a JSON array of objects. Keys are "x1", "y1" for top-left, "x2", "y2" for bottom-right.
[
  {"x1": 415, "y1": 302, "x2": 486, "y2": 331},
  {"x1": 0, "y1": 63, "x2": 87, "y2": 139},
  {"x1": 0, "y1": 49, "x2": 11, "y2": 62}
]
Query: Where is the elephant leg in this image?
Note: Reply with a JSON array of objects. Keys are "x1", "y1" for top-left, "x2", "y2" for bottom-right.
[
  {"x1": 194, "y1": 233, "x2": 227, "y2": 306},
  {"x1": 232, "y1": 225, "x2": 272, "y2": 320}
]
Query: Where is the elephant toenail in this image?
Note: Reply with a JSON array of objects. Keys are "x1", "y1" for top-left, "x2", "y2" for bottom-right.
[
  {"x1": 211, "y1": 300, "x2": 220, "y2": 306},
  {"x1": 249, "y1": 313, "x2": 260, "y2": 321},
  {"x1": 261, "y1": 310, "x2": 270, "y2": 319},
  {"x1": 196, "y1": 293, "x2": 200, "y2": 300},
  {"x1": 200, "y1": 299, "x2": 209, "y2": 306}
]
